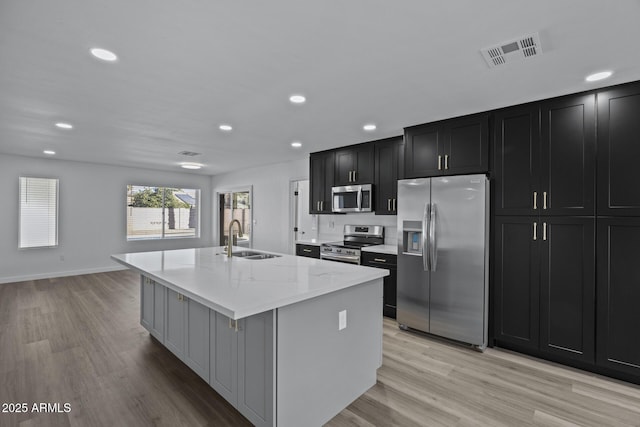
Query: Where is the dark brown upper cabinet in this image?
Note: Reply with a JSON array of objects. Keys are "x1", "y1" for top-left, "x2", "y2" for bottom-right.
[
  {"x1": 309, "y1": 151, "x2": 334, "y2": 214},
  {"x1": 494, "y1": 94, "x2": 596, "y2": 216},
  {"x1": 374, "y1": 136, "x2": 404, "y2": 215},
  {"x1": 334, "y1": 144, "x2": 374, "y2": 186},
  {"x1": 404, "y1": 113, "x2": 488, "y2": 178},
  {"x1": 597, "y1": 81, "x2": 640, "y2": 216}
]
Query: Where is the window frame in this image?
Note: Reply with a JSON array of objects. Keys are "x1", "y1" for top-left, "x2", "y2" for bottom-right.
[
  {"x1": 126, "y1": 185, "x2": 201, "y2": 241},
  {"x1": 18, "y1": 176, "x2": 59, "y2": 249}
]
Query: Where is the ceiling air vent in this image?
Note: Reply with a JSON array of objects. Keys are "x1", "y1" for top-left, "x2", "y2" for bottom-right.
[
  {"x1": 481, "y1": 33, "x2": 542, "y2": 68},
  {"x1": 178, "y1": 151, "x2": 201, "y2": 157}
]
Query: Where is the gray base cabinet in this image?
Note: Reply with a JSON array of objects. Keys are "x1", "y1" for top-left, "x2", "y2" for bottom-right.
[
  {"x1": 140, "y1": 276, "x2": 165, "y2": 342},
  {"x1": 162, "y1": 288, "x2": 211, "y2": 381},
  {"x1": 209, "y1": 310, "x2": 275, "y2": 427},
  {"x1": 210, "y1": 310, "x2": 238, "y2": 405},
  {"x1": 185, "y1": 298, "x2": 210, "y2": 381},
  {"x1": 139, "y1": 275, "x2": 382, "y2": 426},
  {"x1": 141, "y1": 277, "x2": 274, "y2": 427},
  {"x1": 165, "y1": 288, "x2": 185, "y2": 358}
]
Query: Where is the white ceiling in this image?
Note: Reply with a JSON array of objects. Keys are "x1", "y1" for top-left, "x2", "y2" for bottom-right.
[{"x1": 2, "y1": 0, "x2": 640, "y2": 175}]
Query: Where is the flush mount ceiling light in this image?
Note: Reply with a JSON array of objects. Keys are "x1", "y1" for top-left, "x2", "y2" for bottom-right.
[
  {"x1": 55, "y1": 122, "x2": 73, "y2": 129},
  {"x1": 43, "y1": 150, "x2": 56, "y2": 155},
  {"x1": 219, "y1": 124, "x2": 233, "y2": 132},
  {"x1": 586, "y1": 71, "x2": 613, "y2": 82},
  {"x1": 180, "y1": 162, "x2": 203, "y2": 170},
  {"x1": 90, "y1": 47, "x2": 118, "y2": 62},
  {"x1": 289, "y1": 94, "x2": 306, "y2": 104},
  {"x1": 291, "y1": 141, "x2": 302, "y2": 148},
  {"x1": 363, "y1": 123, "x2": 377, "y2": 131}
]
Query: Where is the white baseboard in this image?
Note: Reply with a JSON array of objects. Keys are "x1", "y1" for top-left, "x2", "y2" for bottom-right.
[{"x1": 0, "y1": 265, "x2": 128, "y2": 285}]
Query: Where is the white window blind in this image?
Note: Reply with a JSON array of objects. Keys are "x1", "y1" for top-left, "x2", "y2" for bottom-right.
[{"x1": 19, "y1": 177, "x2": 59, "y2": 248}]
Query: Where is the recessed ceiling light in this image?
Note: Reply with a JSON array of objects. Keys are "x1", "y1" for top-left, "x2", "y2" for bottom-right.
[
  {"x1": 43, "y1": 150, "x2": 56, "y2": 155},
  {"x1": 180, "y1": 162, "x2": 203, "y2": 170},
  {"x1": 55, "y1": 122, "x2": 73, "y2": 129},
  {"x1": 289, "y1": 95, "x2": 306, "y2": 104},
  {"x1": 219, "y1": 124, "x2": 233, "y2": 132},
  {"x1": 90, "y1": 47, "x2": 118, "y2": 62},
  {"x1": 585, "y1": 71, "x2": 612, "y2": 82},
  {"x1": 291, "y1": 141, "x2": 302, "y2": 148},
  {"x1": 363, "y1": 123, "x2": 377, "y2": 131}
]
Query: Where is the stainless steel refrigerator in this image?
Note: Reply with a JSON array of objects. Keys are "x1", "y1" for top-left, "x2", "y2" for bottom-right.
[{"x1": 397, "y1": 174, "x2": 489, "y2": 349}]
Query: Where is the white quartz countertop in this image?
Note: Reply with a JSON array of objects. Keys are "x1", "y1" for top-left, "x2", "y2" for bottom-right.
[
  {"x1": 112, "y1": 246, "x2": 387, "y2": 320},
  {"x1": 362, "y1": 245, "x2": 398, "y2": 255}
]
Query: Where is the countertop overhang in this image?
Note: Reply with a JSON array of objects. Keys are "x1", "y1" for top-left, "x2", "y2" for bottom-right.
[{"x1": 112, "y1": 246, "x2": 388, "y2": 320}]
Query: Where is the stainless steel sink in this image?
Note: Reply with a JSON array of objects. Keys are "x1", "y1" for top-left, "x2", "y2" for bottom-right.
[
  {"x1": 244, "y1": 254, "x2": 280, "y2": 260},
  {"x1": 232, "y1": 251, "x2": 281, "y2": 260}
]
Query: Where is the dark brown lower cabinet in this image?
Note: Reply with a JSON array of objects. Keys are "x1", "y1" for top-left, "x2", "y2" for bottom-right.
[
  {"x1": 539, "y1": 217, "x2": 595, "y2": 363},
  {"x1": 494, "y1": 217, "x2": 540, "y2": 351},
  {"x1": 494, "y1": 216, "x2": 595, "y2": 364},
  {"x1": 361, "y1": 252, "x2": 397, "y2": 319},
  {"x1": 596, "y1": 218, "x2": 640, "y2": 376},
  {"x1": 295, "y1": 243, "x2": 320, "y2": 259}
]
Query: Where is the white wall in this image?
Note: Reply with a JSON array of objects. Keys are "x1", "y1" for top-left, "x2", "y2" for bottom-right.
[
  {"x1": 317, "y1": 213, "x2": 397, "y2": 245},
  {"x1": 211, "y1": 158, "x2": 308, "y2": 254},
  {"x1": 0, "y1": 154, "x2": 213, "y2": 284}
]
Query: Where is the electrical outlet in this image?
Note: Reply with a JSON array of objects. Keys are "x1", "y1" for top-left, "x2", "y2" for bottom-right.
[{"x1": 338, "y1": 310, "x2": 347, "y2": 330}]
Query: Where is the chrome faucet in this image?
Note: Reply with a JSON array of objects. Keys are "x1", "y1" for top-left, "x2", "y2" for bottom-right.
[{"x1": 226, "y1": 219, "x2": 244, "y2": 257}]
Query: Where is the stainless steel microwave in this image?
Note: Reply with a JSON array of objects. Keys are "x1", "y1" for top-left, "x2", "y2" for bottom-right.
[{"x1": 332, "y1": 184, "x2": 373, "y2": 213}]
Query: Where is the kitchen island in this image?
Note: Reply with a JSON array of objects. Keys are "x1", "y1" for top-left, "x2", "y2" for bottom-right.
[{"x1": 111, "y1": 246, "x2": 387, "y2": 427}]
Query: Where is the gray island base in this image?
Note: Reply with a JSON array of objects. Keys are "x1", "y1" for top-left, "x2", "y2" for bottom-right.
[{"x1": 113, "y1": 247, "x2": 386, "y2": 426}]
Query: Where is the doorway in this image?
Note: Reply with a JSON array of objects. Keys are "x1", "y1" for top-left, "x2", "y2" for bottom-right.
[
  {"x1": 290, "y1": 180, "x2": 317, "y2": 252},
  {"x1": 218, "y1": 187, "x2": 252, "y2": 248}
]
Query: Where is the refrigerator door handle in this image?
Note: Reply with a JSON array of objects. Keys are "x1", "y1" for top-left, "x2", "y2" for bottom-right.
[
  {"x1": 422, "y1": 202, "x2": 430, "y2": 271},
  {"x1": 430, "y1": 203, "x2": 438, "y2": 271}
]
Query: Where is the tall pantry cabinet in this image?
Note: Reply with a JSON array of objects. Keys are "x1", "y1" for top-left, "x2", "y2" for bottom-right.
[
  {"x1": 493, "y1": 93, "x2": 596, "y2": 364},
  {"x1": 595, "y1": 82, "x2": 640, "y2": 376},
  {"x1": 494, "y1": 81, "x2": 640, "y2": 383}
]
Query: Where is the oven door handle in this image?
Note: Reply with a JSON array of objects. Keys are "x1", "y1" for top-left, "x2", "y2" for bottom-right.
[{"x1": 320, "y1": 254, "x2": 360, "y2": 263}]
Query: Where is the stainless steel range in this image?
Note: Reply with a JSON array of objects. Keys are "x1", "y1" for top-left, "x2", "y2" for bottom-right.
[{"x1": 320, "y1": 225, "x2": 384, "y2": 264}]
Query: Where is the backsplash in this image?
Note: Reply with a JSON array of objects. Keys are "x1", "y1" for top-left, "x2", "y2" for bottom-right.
[{"x1": 317, "y1": 213, "x2": 397, "y2": 245}]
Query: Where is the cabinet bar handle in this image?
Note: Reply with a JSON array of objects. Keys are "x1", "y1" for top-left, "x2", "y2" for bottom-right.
[
  {"x1": 543, "y1": 191, "x2": 548, "y2": 210},
  {"x1": 393, "y1": 199, "x2": 396, "y2": 211},
  {"x1": 543, "y1": 222, "x2": 547, "y2": 241},
  {"x1": 533, "y1": 192, "x2": 538, "y2": 210},
  {"x1": 349, "y1": 171, "x2": 352, "y2": 182},
  {"x1": 438, "y1": 155, "x2": 442, "y2": 170},
  {"x1": 303, "y1": 248, "x2": 312, "y2": 253},
  {"x1": 234, "y1": 320, "x2": 239, "y2": 332},
  {"x1": 229, "y1": 318, "x2": 232, "y2": 329},
  {"x1": 353, "y1": 170, "x2": 357, "y2": 181},
  {"x1": 445, "y1": 154, "x2": 449, "y2": 170},
  {"x1": 374, "y1": 258, "x2": 387, "y2": 262},
  {"x1": 533, "y1": 222, "x2": 538, "y2": 241}
]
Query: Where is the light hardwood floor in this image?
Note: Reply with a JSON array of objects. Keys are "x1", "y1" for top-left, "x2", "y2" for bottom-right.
[{"x1": 1, "y1": 270, "x2": 639, "y2": 426}]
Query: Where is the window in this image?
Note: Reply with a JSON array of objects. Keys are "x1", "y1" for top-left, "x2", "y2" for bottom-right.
[
  {"x1": 19, "y1": 177, "x2": 59, "y2": 248},
  {"x1": 127, "y1": 185, "x2": 200, "y2": 240}
]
